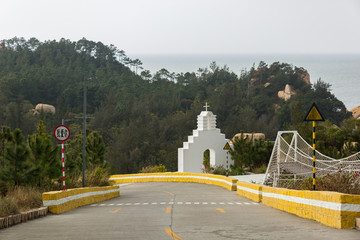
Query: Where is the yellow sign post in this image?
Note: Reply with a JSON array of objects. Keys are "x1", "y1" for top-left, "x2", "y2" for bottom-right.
[{"x1": 304, "y1": 103, "x2": 325, "y2": 190}]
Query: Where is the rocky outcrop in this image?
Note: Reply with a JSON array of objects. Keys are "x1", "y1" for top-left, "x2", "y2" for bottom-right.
[
  {"x1": 299, "y1": 71, "x2": 310, "y2": 85},
  {"x1": 350, "y1": 106, "x2": 360, "y2": 119},
  {"x1": 278, "y1": 84, "x2": 296, "y2": 101},
  {"x1": 231, "y1": 133, "x2": 265, "y2": 144},
  {"x1": 32, "y1": 104, "x2": 56, "y2": 115},
  {"x1": 296, "y1": 67, "x2": 311, "y2": 85}
]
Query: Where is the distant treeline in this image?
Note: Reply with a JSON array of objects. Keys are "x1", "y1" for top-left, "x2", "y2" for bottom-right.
[{"x1": 0, "y1": 37, "x2": 356, "y2": 174}]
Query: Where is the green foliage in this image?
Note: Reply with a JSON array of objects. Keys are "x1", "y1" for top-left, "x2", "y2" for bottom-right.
[
  {"x1": 0, "y1": 37, "x2": 355, "y2": 175},
  {"x1": 2, "y1": 128, "x2": 31, "y2": 185},
  {"x1": 230, "y1": 134, "x2": 274, "y2": 172},
  {"x1": 27, "y1": 121, "x2": 60, "y2": 187}
]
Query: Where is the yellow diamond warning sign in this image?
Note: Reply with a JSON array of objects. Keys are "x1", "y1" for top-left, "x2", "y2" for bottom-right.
[
  {"x1": 223, "y1": 142, "x2": 231, "y2": 150},
  {"x1": 304, "y1": 103, "x2": 325, "y2": 121}
]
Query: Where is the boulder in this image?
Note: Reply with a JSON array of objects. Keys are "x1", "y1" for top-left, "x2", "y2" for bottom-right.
[
  {"x1": 278, "y1": 84, "x2": 295, "y2": 101},
  {"x1": 231, "y1": 133, "x2": 265, "y2": 144},
  {"x1": 35, "y1": 104, "x2": 55, "y2": 114},
  {"x1": 350, "y1": 106, "x2": 360, "y2": 119}
]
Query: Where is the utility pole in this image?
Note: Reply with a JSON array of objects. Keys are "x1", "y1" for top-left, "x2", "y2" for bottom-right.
[{"x1": 83, "y1": 76, "x2": 87, "y2": 187}]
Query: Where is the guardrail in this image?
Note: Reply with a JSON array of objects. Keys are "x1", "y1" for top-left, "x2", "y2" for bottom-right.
[
  {"x1": 236, "y1": 181, "x2": 360, "y2": 229},
  {"x1": 110, "y1": 172, "x2": 238, "y2": 191},
  {"x1": 42, "y1": 185, "x2": 120, "y2": 214}
]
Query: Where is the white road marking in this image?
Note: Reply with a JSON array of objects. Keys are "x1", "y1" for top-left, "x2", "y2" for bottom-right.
[{"x1": 92, "y1": 202, "x2": 260, "y2": 207}]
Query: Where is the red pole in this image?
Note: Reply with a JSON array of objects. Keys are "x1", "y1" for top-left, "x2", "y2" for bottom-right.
[{"x1": 62, "y1": 141, "x2": 65, "y2": 190}]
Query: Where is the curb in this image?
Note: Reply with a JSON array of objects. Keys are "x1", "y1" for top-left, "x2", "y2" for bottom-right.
[{"x1": 0, "y1": 207, "x2": 48, "y2": 230}]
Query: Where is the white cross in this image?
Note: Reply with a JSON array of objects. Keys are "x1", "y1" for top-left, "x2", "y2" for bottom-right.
[{"x1": 204, "y1": 102, "x2": 210, "y2": 111}]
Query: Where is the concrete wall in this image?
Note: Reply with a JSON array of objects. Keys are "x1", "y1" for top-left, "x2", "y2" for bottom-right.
[
  {"x1": 110, "y1": 173, "x2": 238, "y2": 191},
  {"x1": 42, "y1": 185, "x2": 120, "y2": 214},
  {"x1": 237, "y1": 181, "x2": 360, "y2": 229}
]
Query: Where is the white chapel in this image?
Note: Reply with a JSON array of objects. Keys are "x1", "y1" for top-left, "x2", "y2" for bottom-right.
[{"x1": 178, "y1": 103, "x2": 233, "y2": 173}]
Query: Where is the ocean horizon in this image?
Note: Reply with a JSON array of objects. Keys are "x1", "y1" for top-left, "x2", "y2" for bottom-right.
[{"x1": 130, "y1": 53, "x2": 360, "y2": 110}]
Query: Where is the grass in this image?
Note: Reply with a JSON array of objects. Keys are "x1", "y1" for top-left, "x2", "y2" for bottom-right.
[
  {"x1": 0, "y1": 186, "x2": 43, "y2": 217},
  {"x1": 277, "y1": 172, "x2": 360, "y2": 195},
  {"x1": 0, "y1": 167, "x2": 112, "y2": 217}
]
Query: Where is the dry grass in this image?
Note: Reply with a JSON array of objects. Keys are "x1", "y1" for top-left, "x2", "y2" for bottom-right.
[
  {"x1": 65, "y1": 167, "x2": 111, "y2": 189},
  {"x1": 278, "y1": 172, "x2": 360, "y2": 194},
  {"x1": 0, "y1": 186, "x2": 43, "y2": 217}
]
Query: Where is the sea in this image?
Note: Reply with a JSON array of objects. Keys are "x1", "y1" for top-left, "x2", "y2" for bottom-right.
[{"x1": 131, "y1": 54, "x2": 360, "y2": 110}]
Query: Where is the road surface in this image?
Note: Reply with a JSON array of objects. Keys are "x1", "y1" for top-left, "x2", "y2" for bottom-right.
[{"x1": 0, "y1": 182, "x2": 359, "y2": 239}]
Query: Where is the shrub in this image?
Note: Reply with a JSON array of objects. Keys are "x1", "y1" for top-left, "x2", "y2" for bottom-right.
[
  {"x1": 65, "y1": 166, "x2": 111, "y2": 189},
  {"x1": 211, "y1": 165, "x2": 227, "y2": 175},
  {"x1": 139, "y1": 164, "x2": 167, "y2": 173}
]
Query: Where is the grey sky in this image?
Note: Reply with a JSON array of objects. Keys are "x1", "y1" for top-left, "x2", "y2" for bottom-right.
[{"x1": 1, "y1": 0, "x2": 360, "y2": 55}]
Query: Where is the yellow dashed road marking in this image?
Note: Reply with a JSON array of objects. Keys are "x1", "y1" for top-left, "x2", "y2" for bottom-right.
[
  {"x1": 109, "y1": 208, "x2": 121, "y2": 214},
  {"x1": 165, "y1": 228, "x2": 183, "y2": 240},
  {"x1": 216, "y1": 208, "x2": 226, "y2": 213},
  {"x1": 166, "y1": 206, "x2": 172, "y2": 214}
]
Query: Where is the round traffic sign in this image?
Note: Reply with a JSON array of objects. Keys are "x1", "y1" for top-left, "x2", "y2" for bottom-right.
[{"x1": 53, "y1": 125, "x2": 71, "y2": 142}]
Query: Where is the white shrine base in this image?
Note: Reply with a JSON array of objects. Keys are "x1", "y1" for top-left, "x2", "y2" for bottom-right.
[{"x1": 178, "y1": 128, "x2": 232, "y2": 173}]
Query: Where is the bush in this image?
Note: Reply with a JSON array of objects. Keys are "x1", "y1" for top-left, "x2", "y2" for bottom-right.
[
  {"x1": 65, "y1": 166, "x2": 111, "y2": 189},
  {"x1": 139, "y1": 164, "x2": 167, "y2": 173},
  {"x1": 211, "y1": 165, "x2": 228, "y2": 175}
]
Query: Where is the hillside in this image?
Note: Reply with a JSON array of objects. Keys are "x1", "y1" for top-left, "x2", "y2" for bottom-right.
[{"x1": 0, "y1": 37, "x2": 352, "y2": 173}]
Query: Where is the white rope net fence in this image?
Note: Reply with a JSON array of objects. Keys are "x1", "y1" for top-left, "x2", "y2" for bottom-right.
[{"x1": 263, "y1": 131, "x2": 360, "y2": 186}]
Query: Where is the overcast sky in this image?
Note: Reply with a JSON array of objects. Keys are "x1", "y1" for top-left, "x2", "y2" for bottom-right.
[{"x1": 1, "y1": 0, "x2": 360, "y2": 55}]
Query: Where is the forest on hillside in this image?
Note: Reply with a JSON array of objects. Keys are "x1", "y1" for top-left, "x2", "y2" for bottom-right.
[{"x1": 0, "y1": 37, "x2": 358, "y2": 176}]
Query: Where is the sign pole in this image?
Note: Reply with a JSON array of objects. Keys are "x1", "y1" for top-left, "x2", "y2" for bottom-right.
[
  {"x1": 53, "y1": 125, "x2": 71, "y2": 191},
  {"x1": 226, "y1": 151, "x2": 229, "y2": 177},
  {"x1": 304, "y1": 103, "x2": 325, "y2": 191},
  {"x1": 312, "y1": 121, "x2": 316, "y2": 190},
  {"x1": 62, "y1": 141, "x2": 65, "y2": 191},
  {"x1": 223, "y1": 142, "x2": 232, "y2": 177}
]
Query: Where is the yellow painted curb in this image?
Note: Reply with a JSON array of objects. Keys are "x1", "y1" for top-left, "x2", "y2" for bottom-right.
[
  {"x1": 42, "y1": 185, "x2": 120, "y2": 214},
  {"x1": 109, "y1": 172, "x2": 237, "y2": 191}
]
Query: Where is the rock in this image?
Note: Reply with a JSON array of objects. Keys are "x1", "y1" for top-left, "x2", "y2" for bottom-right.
[
  {"x1": 231, "y1": 133, "x2": 265, "y2": 144},
  {"x1": 250, "y1": 78, "x2": 257, "y2": 85},
  {"x1": 296, "y1": 67, "x2": 311, "y2": 85},
  {"x1": 264, "y1": 82, "x2": 270, "y2": 88},
  {"x1": 34, "y1": 104, "x2": 56, "y2": 114},
  {"x1": 278, "y1": 84, "x2": 295, "y2": 101},
  {"x1": 350, "y1": 106, "x2": 360, "y2": 119}
]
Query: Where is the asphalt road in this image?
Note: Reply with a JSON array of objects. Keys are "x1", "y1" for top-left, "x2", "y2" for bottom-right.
[{"x1": 0, "y1": 182, "x2": 359, "y2": 240}]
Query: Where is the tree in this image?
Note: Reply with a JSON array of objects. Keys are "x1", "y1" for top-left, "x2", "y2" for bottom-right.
[
  {"x1": 28, "y1": 121, "x2": 60, "y2": 187},
  {"x1": 86, "y1": 131, "x2": 106, "y2": 167},
  {"x1": 2, "y1": 128, "x2": 31, "y2": 185}
]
